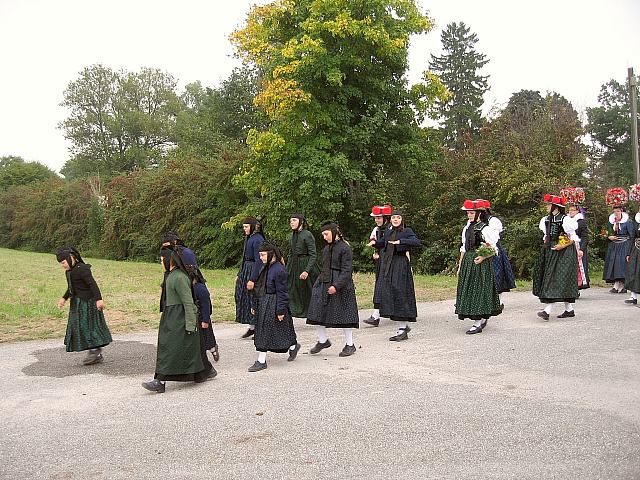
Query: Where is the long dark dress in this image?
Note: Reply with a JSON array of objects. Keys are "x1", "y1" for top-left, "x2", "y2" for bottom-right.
[
  {"x1": 194, "y1": 281, "x2": 217, "y2": 350},
  {"x1": 307, "y1": 240, "x2": 359, "y2": 329},
  {"x1": 370, "y1": 223, "x2": 389, "y2": 308},
  {"x1": 625, "y1": 213, "x2": 640, "y2": 294},
  {"x1": 603, "y1": 213, "x2": 634, "y2": 284},
  {"x1": 235, "y1": 232, "x2": 264, "y2": 325},
  {"x1": 488, "y1": 217, "x2": 517, "y2": 293},
  {"x1": 532, "y1": 214, "x2": 579, "y2": 304},
  {"x1": 286, "y1": 229, "x2": 320, "y2": 317},
  {"x1": 62, "y1": 263, "x2": 112, "y2": 352},
  {"x1": 574, "y1": 214, "x2": 590, "y2": 289},
  {"x1": 254, "y1": 262, "x2": 297, "y2": 353},
  {"x1": 155, "y1": 269, "x2": 208, "y2": 382},
  {"x1": 373, "y1": 227, "x2": 421, "y2": 322},
  {"x1": 455, "y1": 221, "x2": 502, "y2": 320}
]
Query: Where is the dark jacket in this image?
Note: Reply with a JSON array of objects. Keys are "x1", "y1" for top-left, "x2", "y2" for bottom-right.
[
  {"x1": 62, "y1": 263, "x2": 102, "y2": 301},
  {"x1": 193, "y1": 282, "x2": 212, "y2": 325},
  {"x1": 253, "y1": 262, "x2": 289, "y2": 315},
  {"x1": 374, "y1": 227, "x2": 421, "y2": 253},
  {"x1": 319, "y1": 240, "x2": 354, "y2": 291}
]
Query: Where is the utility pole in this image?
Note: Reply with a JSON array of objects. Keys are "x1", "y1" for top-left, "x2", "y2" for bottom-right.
[{"x1": 629, "y1": 67, "x2": 639, "y2": 184}]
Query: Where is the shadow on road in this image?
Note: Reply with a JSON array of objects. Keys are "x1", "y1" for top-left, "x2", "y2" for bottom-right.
[{"x1": 22, "y1": 340, "x2": 156, "y2": 378}]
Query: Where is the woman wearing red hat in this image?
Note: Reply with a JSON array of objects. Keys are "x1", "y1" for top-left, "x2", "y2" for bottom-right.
[
  {"x1": 532, "y1": 194, "x2": 579, "y2": 320},
  {"x1": 603, "y1": 188, "x2": 634, "y2": 294},
  {"x1": 371, "y1": 210, "x2": 421, "y2": 341},
  {"x1": 482, "y1": 199, "x2": 517, "y2": 306},
  {"x1": 364, "y1": 204, "x2": 392, "y2": 327},
  {"x1": 455, "y1": 200, "x2": 502, "y2": 334}
]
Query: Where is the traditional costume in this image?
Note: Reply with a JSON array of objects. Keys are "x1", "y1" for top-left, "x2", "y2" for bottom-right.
[
  {"x1": 248, "y1": 242, "x2": 300, "y2": 372},
  {"x1": 306, "y1": 222, "x2": 359, "y2": 357},
  {"x1": 603, "y1": 188, "x2": 633, "y2": 293},
  {"x1": 455, "y1": 200, "x2": 502, "y2": 334},
  {"x1": 625, "y1": 211, "x2": 640, "y2": 304},
  {"x1": 56, "y1": 247, "x2": 112, "y2": 365},
  {"x1": 560, "y1": 188, "x2": 589, "y2": 290},
  {"x1": 286, "y1": 214, "x2": 320, "y2": 318},
  {"x1": 143, "y1": 250, "x2": 211, "y2": 393},
  {"x1": 532, "y1": 194, "x2": 579, "y2": 320},
  {"x1": 235, "y1": 217, "x2": 265, "y2": 337},
  {"x1": 483, "y1": 200, "x2": 516, "y2": 301},
  {"x1": 364, "y1": 204, "x2": 392, "y2": 327},
  {"x1": 373, "y1": 210, "x2": 421, "y2": 340}
]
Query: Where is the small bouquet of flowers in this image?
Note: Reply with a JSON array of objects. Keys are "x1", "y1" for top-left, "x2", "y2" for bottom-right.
[
  {"x1": 560, "y1": 187, "x2": 585, "y2": 204},
  {"x1": 557, "y1": 234, "x2": 571, "y2": 247},
  {"x1": 629, "y1": 184, "x2": 640, "y2": 202},
  {"x1": 476, "y1": 243, "x2": 496, "y2": 258},
  {"x1": 605, "y1": 187, "x2": 628, "y2": 207}
]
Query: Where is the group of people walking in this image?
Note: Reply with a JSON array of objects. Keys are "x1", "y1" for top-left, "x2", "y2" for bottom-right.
[{"x1": 54, "y1": 186, "x2": 640, "y2": 392}]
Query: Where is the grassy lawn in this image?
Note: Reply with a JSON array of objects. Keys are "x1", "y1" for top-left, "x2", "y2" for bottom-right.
[{"x1": 0, "y1": 248, "x2": 603, "y2": 343}]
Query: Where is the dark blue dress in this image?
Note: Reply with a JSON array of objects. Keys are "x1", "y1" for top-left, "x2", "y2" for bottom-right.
[
  {"x1": 235, "y1": 233, "x2": 264, "y2": 324},
  {"x1": 194, "y1": 282, "x2": 217, "y2": 350},
  {"x1": 603, "y1": 215, "x2": 634, "y2": 283}
]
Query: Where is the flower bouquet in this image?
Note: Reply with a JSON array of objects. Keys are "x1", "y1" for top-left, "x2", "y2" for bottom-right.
[
  {"x1": 557, "y1": 234, "x2": 571, "y2": 247},
  {"x1": 629, "y1": 184, "x2": 640, "y2": 202},
  {"x1": 560, "y1": 187, "x2": 585, "y2": 204},
  {"x1": 476, "y1": 243, "x2": 496, "y2": 258}
]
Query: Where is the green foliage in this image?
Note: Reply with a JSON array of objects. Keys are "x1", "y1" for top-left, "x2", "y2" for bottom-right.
[
  {"x1": 59, "y1": 64, "x2": 182, "y2": 179},
  {"x1": 231, "y1": 0, "x2": 446, "y2": 244},
  {"x1": 586, "y1": 78, "x2": 639, "y2": 187},
  {"x1": 0, "y1": 156, "x2": 57, "y2": 191},
  {"x1": 429, "y1": 22, "x2": 489, "y2": 148}
]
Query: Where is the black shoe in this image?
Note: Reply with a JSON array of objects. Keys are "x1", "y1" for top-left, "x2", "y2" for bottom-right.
[
  {"x1": 609, "y1": 288, "x2": 618, "y2": 294},
  {"x1": 208, "y1": 367, "x2": 218, "y2": 379},
  {"x1": 288, "y1": 343, "x2": 301, "y2": 362},
  {"x1": 466, "y1": 325, "x2": 483, "y2": 334},
  {"x1": 339, "y1": 344, "x2": 356, "y2": 357},
  {"x1": 625, "y1": 298, "x2": 638, "y2": 304},
  {"x1": 211, "y1": 346, "x2": 220, "y2": 362},
  {"x1": 309, "y1": 340, "x2": 332, "y2": 354},
  {"x1": 82, "y1": 352, "x2": 104, "y2": 365},
  {"x1": 389, "y1": 330, "x2": 409, "y2": 341},
  {"x1": 142, "y1": 379, "x2": 165, "y2": 393},
  {"x1": 364, "y1": 316, "x2": 380, "y2": 327},
  {"x1": 619, "y1": 288, "x2": 627, "y2": 294},
  {"x1": 557, "y1": 311, "x2": 575, "y2": 318},
  {"x1": 248, "y1": 361, "x2": 267, "y2": 372},
  {"x1": 480, "y1": 318, "x2": 488, "y2": 329},
  {"x1": 537, "y1": 311, "x2": 550, "y2": 321},
  {"x1": 241, "y1": 328, "x2": 255, "y2": 339}
]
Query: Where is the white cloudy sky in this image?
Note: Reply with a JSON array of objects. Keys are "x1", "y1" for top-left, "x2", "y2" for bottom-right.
[{"x1": 0, "y1": 0, "x2": 638, "y2": 172}]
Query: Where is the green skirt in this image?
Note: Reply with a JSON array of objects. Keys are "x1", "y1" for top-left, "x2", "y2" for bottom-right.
[
  {"x1": 455, "y1": 251, "x2": 502, "y2": 320},
  {"x1": 532, "y1": 245, "x2": 578, "y2": 303},
  {"x1": 64, "y1": 297, "x2": 112, "y2": 352}
]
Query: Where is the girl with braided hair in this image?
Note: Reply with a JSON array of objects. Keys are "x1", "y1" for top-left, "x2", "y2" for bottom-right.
[
  {"x1": 248, "y1": 241, "x2": 300, "y2": 372},
  {"x1": 306, "y1": 222, "x2": 359, "y2": 357},
  {"x1": 56, "y1": 246, "x2": 112, "y2": 365},
  {"x1": 235, "y1": 217, "x2": 265, "y2": 338}
]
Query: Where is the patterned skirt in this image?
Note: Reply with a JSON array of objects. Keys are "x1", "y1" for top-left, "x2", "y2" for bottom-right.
[
  {"x1": 254, "y1": 293, "x2": 297, "y2": 353},
  {"x1": 626, "y1": 244, "x2": 640, "y2": 293},
  {"x1": 532, "y1": 245, "x2": 578, "y2": 303},
  {"x1": 64, "y1": 297, "x2": 112, "y2": 352},
  {"x1": 307, "y1": 281, "x2": 360, "y2": 329},
  {"x1": 235, "y1": 261, "x2": 256, "y2": 325},
  {"x1": 455, "y1": 251, "x2": 502, "y2": 320},
  {"x1": 492, "y1": 241, "x2": 517, "y2": 293},
  {"x1": 603, "y1": 241, "x2": 630, "y2": 283}
]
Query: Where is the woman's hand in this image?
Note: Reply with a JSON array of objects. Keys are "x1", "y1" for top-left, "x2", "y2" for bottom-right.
[
  {"x1": 578, "y1": 250, "x2": 584, "y2": 259},
  {"x1": 57, "y1": 298, "x2": 66, "y2": 309},
  {"x1": 367, "y1": 240, "x2": 376, "y2": 247},
  {"x1": 473, "y1": 256, "x2": 484, "y2": 265},
  {"x1": 277, "y1": 314, "x2": 284, "y2": 321},
  {"x1": 201, "y1": 322, "x2": 209, "y2": 329},
  {"x1": 96, "y1": 300, "x2": 105, "y2": 311},
  {"x1": 327, "y1": 286, "x2": 337, "y2": 295},
  {"x1": 389, "y1": 240, "x2": 400, "y2": 245},
  {"x1": 608, "y1": 235, "x2": 617, "y2": 241},
  {"x1": 251, "y1": 308, "x2": 256, "y2": 315},
  {"x1": 246, "y1": 280, "x2": 255, "y2": 290},
  {"x1": 299, "y1": 271, "x2": 308, "y2": 280},
  {"x1": 372, "y1": 252, "x2": 379, "y2": 260}
]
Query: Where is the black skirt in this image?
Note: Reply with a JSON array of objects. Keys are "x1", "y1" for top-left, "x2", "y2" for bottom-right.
[
  {"x1": 374, "y1": 254, "x2": 417, "y2": 322},
  {"x1": 306, "y1": 281, "x2": 359, "y2": 329},
  {"x1": 254, "y1": 293, "x2": 297, "y2": 353},
  {"x1": 235, "y1": 261, "x2": 256, "y2": 325}
]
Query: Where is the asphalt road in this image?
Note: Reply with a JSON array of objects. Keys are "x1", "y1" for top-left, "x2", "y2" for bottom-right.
[{"x1": 1, "y1": 288, "x2": 639, "y2": 480}]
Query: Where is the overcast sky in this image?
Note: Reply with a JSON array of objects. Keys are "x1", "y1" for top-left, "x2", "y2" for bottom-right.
[{"x1": 0, "y1": 0, "x2": 638, "y2": 172}]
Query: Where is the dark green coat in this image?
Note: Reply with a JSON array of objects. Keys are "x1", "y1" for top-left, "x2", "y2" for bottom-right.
[
  {"x1": 155, "y1": 269, "x2": 204, "y2": 376},
  {"x1": 286, "y1": 229, "x2": 320, "y2": 317}
]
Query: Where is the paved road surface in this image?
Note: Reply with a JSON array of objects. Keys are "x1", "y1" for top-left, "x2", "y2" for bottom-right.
[{"x1": 1, "y1": 288, "x2": 639, "y2": 479}]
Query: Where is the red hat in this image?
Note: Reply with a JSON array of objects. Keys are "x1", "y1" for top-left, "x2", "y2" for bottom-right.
[
  {"x1": 560, "y1": 187, "x2": 585, "y2": 205},
  {"x1": 630, "y1": 184, "x2": 640, "y2": 203},
  {"x1": 543, "y1": 193, "x2": 567, "y2": 207},
  {"x1": 381, "y1": 204, "x2": 392, "y2": 215},
  {"x1": 461, "y1": 199, "x2": 487, "y2": 211},
  {"x1": 370, "y1": 205, "x2": 383, "y2": 217}
]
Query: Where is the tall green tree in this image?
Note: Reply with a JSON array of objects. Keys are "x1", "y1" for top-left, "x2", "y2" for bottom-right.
[
  {"x1": 586, "y1": 78, "x2": 639, "y2": 188},
  {"x1": 0, "y1": 156, "x2": 57, "y2": 191},
  {"x1": 230, "y1": 0, "x2": 446, "y2": 239},
  {"x1": 429, "y1": 22, "x2": 489, "y2": 148},
  {"x1": 59, "y1": 64, "x2": 182, "y2": 179}
]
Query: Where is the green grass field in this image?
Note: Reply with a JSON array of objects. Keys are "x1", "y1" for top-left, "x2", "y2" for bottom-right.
[{"x1": 0, "y1": 247, "x2": 576, "y2": 343}]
